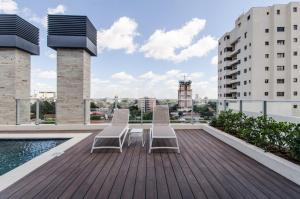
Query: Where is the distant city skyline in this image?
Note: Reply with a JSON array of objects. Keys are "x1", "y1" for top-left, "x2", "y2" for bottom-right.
[{"x1": 0, "y1": 0, "x2": 294, "y2": 99}]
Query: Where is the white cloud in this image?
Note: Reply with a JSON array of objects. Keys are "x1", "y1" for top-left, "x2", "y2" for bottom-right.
[
  {"x1": 111, "y1": 72, "x2": 135, "y2": 81},
  {"x1": 211, "y1": 55, "x2": 218, "y2": 65},
  {"x1": 29, "y1": 4, "x2": 66, "y2": 28},
  {"x1": 140, "y1": 18, "x2": 217, "y2": 63},
  {"x1": 47, "y1": 4, "x2": 66, "y2": 14},
  {"x1": 91, "y1": 70, "x2": 217, "y2": 99},
  {"x1": 46, "y1": 51, "x2": 56, "y2": 59},
  {"x1": 0, "y1": 0, "x2": 18, "y2": 14},
  {"x1": 97, "y1": 17, "x2": 139, "y2": 54},
  {"x1": 30, "y1": 15, "x2": 47, "y2": 28},
  {"x1": 32, "y1": 69, "x2": 56, "y2": 79}
]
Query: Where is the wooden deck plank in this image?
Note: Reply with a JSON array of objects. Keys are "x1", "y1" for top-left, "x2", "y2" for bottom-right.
[
  {"x1": 1, "y1": 134, "x2": 94, "y2": 199},
  {"x1": 191, "y1": 130, "x2": 282, "y2": 199},
  {"x1": 161, "y1": 152, "x2": 182, "y2": 199},
  {"x1": 95, "y1": 142, "x2": 132, "y2": 199},
  {"x1": 108, "y1": 142, "x2": 137, "y2": 199},
  {"x1": 1, "y1": 130, "x2": 300, "y2": 199},
  {"x1": 198, "y1": 130, "x2": 300, "y2": 198},
  {"x1": 154, "y1": 151, "x2": 170, "y2": 199},
  {"x1": 133, "y1": 139, "x2": 147, "y2": 199},
  {"x1": 183, "y1": 131, "x2": 263, "y2": 199},
  {"x1": 146, "y1": 151, "x2": 157, "y2": 199},
  {"x1": 120, "y1": 141, "x2": 142, "y2": 199},
  {"x1": 180, "y1": 132, "x2": 256, "y2": 199}
]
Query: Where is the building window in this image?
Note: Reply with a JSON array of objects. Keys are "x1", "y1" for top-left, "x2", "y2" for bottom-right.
[
  {"x1": 244, "y1": 32, "x2": 247, "y2": 38},
  {"x1": 244, "y1": 57, "x2": 247, "y2": 62},
  {"x1": 265, "y1": 41, "x2": 269, "y2": 45},
  {"x1": 294, "y1": 51, "x2": 298, "y2": 56},
  {"x1": 294, "y1": 7, "x2": 298, "y2": 12},
  {"x1": 249, "y1": 80, "x2": 251, "y2": 83},
  {"x1": 265, "y1": 28, "x2": 269, "y2": 33},
  {"x1": 249, "y1": 92, "x2": 251, "y2": 96},
  {"x1": 277, "y1": 92, "x2": 284, "y2": 96},
  {"x1": 244, "y1": 92, "x2": 247, "y2": 96},
  {"x1": 265, "y1": 54, "x2": 269, "y2": 58},
  {"x1": 277, "y1": 79, "x2": 285, "y2": 84},
  {"x1": 265, "y1": 66, "x2": 269, "y2": 71},
  {"x1": 294, "y1": 38, "x2": 298, "y2": 42},
  {"x1": 277, "y1": 53, "x2": 285, "y2": 58},
  {"x1": 277, "y1": 40, "x2": 285, "y2": 45},
  {"x1": 294, "y1": 65, "x2": 298, "y2": 69},
  {"x1": 277, "y1": 27, "x2": 285, "y2": 32},
  {"x1": 277, "y1": 9, "x2": 280, "y2": 15},
  {"x1": 249, "y1": 43, "x2": 251, "y2": 47},
  {"x1": 265, "y1": 79, "x2": 269, "y2": 83},
  {"x1": 265, "y1": 92, "x2": 269, "y2": 96},
  {"x1": 277, "y1": 65, "x2": 285, "y2": 71},
  {"x1": 294, "y1": 78, "x2": 298, "y2": 82},
  {"x1": 244, "y1": 81, "x2": 247, "y2": 85},
  {"x1": 294, "y1": 91, "x2": 298, "y2": 96},
  {"x1": 294, "y1": 25, "x2": 298, "y2": 30},
  {"x1": 247, "y1": 15, "x2": 251, "y2": 20},
  {"x1": 244, "y1": 69, "x2": 247, "y2": 73},
  {"x1": 249, "y1": 67, "x2": 251, "y2": 71},
  {"x1": 244, "y1": 45, "x2": 247, "y2": 50},
  {"x1": 267, "y1": 11, "x2": 269, "y2": 15},
  {"x1": 238, "y1": 23, "x2": 241, "y2": 28}
]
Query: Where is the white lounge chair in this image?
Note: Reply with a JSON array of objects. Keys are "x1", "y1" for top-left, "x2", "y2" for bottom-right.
[
  {"x1": 91, "y1": 109, "x2": 129, "y2": 153},
  {"x1": 149, "y1": 105, "x2": 180, "y2": 153}
]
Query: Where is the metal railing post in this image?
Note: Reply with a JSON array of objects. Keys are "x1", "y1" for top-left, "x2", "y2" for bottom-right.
[
  {"x1": 16, "y1": 99, "x2": 20, "y2": 125},
  {"x1": 191, "y1": 99, "x2": 194, "y2": 124},
  {"x1": 141, "y1": 108, "x2": 143, "y2": 125},
  {"x1": 263, "y1": 101, "x2": 267, "y2": 116},
  {"x1": 35, "y1": 99, "x2": 40, "y2": 125},
  {"x1": 239, "y1": 100, "x2": 243, "y2": 113},
  {"x1": 84, "y1": 99, "x2": 89, "y2": 125}
]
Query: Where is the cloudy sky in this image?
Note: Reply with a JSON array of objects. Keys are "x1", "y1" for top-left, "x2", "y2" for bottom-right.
[{"x1": 0, "y1": 0, "x2": 293, "y2": 99}]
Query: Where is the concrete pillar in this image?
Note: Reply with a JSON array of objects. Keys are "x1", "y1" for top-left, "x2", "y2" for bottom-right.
[
  {"x1": 56, "y1": 48, "x2": 91, "y2": 124},
  {"x1": 0, "y1": 48, "x2": 31, "y2": 125}
]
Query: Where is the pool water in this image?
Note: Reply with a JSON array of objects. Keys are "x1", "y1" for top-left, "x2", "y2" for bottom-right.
[{"x1": 0, "y1": 139, "x2": 68, "y2": 176}]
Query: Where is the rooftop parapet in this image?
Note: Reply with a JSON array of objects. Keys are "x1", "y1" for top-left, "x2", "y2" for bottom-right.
[
  {"x1": 47, "y1": 15, "x2": 97, "y2": 56},
  {"x1": 0, "y1": 14, "x2": 39, "y2": 55}
]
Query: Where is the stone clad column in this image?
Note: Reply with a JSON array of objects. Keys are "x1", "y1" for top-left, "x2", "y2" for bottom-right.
[
  {"x1": 56, "y1": 49, "x2": 91, "y2": 124},
  {"x1": 47, "y1": 15, "x2": 97, "y2": 124},
  {"x1": 0, "y1": 15, "x2": 39, "y2": 125}
]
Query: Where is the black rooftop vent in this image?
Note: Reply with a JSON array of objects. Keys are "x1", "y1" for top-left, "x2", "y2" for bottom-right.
[
  {"x1": 0, "y1": 14, "x2": 39, "y2": 55},
  {"x1": 47, "y1": 15, "x2": 97, "y2": 56}
]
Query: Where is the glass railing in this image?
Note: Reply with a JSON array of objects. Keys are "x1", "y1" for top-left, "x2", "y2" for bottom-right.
[
  {"x1": 15, "y1": 97, "x2": 216, "y2": 125},
  {"x1": 218, "y1": 99, "x2": 300, "y2": 123}
]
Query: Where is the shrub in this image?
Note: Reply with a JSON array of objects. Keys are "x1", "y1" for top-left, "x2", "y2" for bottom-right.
[{"x1": 211, "y1": 110, "x2": 300, "y2": 162}]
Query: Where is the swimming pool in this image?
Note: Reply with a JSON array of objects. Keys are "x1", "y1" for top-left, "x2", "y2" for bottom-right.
[{"x1": 0, "y1": 139, "x2": 68, "y2": 176}]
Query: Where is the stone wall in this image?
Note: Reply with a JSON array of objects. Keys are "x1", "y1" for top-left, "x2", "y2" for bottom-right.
[
  {"x1": 0, "y1": 48, "x2": 31, "y2": 125},
  {"x1": 56, "y1": 49, "x2": 91, "y2": 124}
]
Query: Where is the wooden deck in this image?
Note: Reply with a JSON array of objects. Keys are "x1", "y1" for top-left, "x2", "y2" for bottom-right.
[{"x1": 1, "y1": 129, "x2": 300, "y2": 199}]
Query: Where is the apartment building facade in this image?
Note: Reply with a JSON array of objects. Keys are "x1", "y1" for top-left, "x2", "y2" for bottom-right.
[
  {"x1": 218, "y1": 2, "x2": 300, "y2": 116},
  {"x1": 178, "y1": 79, "x2": 193, "y2": 111},
  {"x1": 138, "y1": 97, "x2": 156, "y2": 113}
]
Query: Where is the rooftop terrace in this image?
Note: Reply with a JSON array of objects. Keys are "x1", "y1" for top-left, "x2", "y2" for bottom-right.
[{"x1": 1, "y1": 129, "x2": 300, "y2": 199}]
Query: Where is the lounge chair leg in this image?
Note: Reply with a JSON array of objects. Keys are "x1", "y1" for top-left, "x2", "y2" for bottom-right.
[
  {"x1": 175, "y1": 137, "x2": 180, "y2": 153},
  {"x1": 90, "y1": 138, "x2": 97, "y2": 154},
  {"x1": 119, "y1": 137, "x2": 122, "y2": 153}
]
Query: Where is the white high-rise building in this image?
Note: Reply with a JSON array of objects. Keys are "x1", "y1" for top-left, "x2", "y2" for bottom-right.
[{"x1": 218, "y1": 2, "x2": 300, "y2": 116}]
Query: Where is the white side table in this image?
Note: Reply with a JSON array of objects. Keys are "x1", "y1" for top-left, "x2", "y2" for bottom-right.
[{"x1": 128, "y1": 128, "x2": 145, "y2": 147}]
